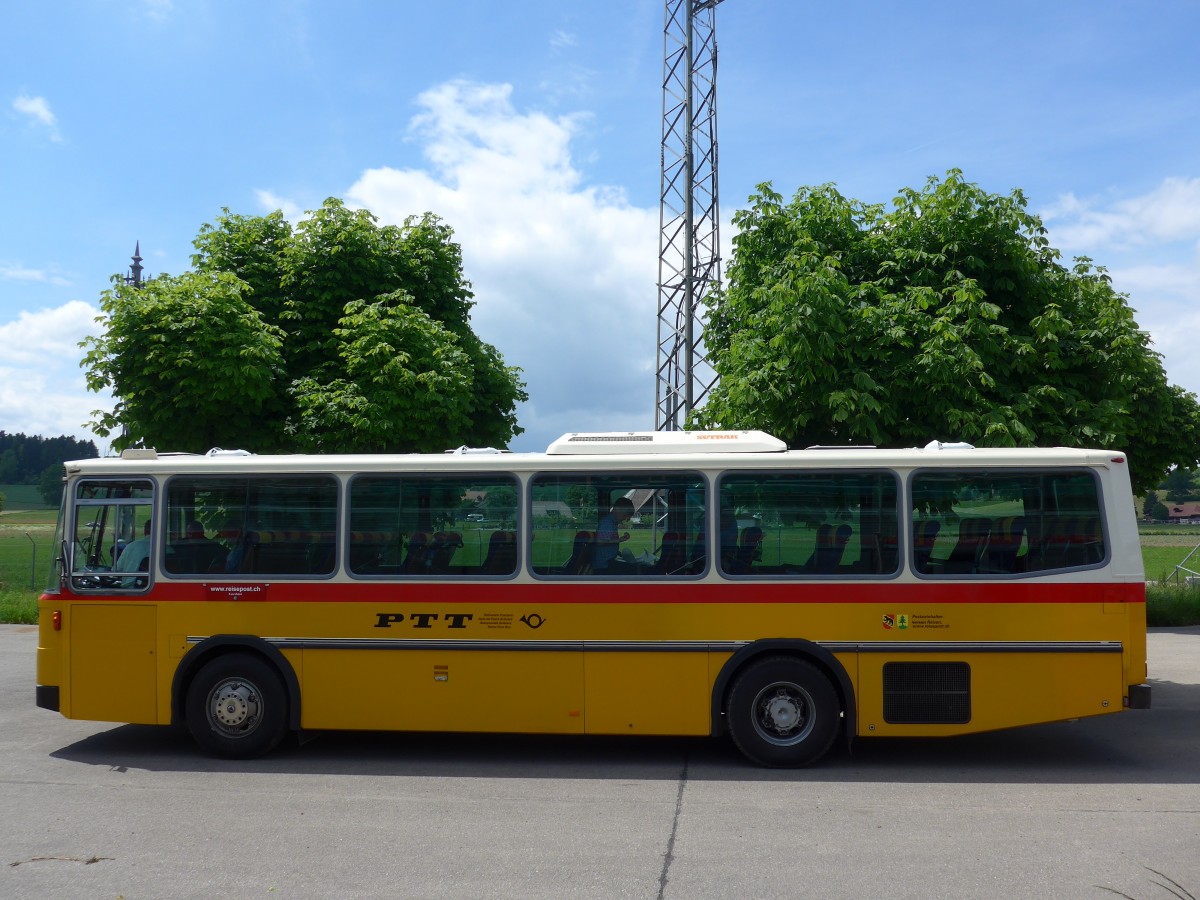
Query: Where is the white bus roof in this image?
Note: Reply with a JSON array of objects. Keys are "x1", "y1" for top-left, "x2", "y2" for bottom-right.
[{"x1": 61, "y1": 434, "x2": 1128, "y2": 477}]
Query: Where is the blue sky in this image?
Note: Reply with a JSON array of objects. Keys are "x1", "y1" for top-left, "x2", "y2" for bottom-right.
[{"x1": 3, "y1": 0, "x2": 1199, "y2": 454}]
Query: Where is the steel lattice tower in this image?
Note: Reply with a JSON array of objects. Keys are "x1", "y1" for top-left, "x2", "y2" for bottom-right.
[{"x1": 656, "y1": 0, "x2": 724, "y2": 431}]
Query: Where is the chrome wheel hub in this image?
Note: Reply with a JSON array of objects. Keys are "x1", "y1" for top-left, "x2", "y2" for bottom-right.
[
  {"x1": 208, "y1": 679, "x2": 261, "y2": 737},
  {"x1": 765, "y1": 692, "x2": 801, "y2": 732},
  {"x1": 752, "y1": 681, "x2": 816, "y2": 746}
]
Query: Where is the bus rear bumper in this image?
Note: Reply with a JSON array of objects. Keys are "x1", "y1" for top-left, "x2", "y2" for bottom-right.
[
  {"x1": 36, "y1": 685, "x2": 60, "y2": 712},
  {"x1": 1126, "y1": 683, "x2": 1152, "y2": 710}
]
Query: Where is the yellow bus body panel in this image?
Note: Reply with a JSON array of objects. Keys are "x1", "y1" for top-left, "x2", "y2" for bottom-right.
[
  {"x1": 855, "y1": 651, "x2": 1124, "y2": 737},
  {"x1": 68, "y1": 604, "x2": 158, "y2": 724},
  {"x1": 38, "y1": 593, "x2": 1145, "y2": 739},
  {"x1": 301, "y1": 649, "x2": 585, "y2": 734},
  {"x1": 584, "y1": 652, "x2": 710, "y2": 735}
]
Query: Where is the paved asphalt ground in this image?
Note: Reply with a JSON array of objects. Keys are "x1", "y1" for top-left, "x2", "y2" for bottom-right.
[{"x1": 1, "y1": 624, "x2": 1197, "y2": 900}]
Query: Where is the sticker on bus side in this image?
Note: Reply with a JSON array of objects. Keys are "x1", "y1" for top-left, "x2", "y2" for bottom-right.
[{"x1": 206, "y1": 584, "x2": 268, "y2": 601}]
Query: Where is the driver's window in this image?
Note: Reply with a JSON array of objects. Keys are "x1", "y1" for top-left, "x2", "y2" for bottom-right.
[{"x1": 70, "y1": 479, "x2": 155, "y2": 592}]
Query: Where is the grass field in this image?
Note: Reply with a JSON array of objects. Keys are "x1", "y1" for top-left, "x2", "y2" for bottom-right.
[
  {"x1": 0, "y1": 482, "x2": 54, "y2": 511},
  {"x1": 4, "y1": 516, "x2": 1200, "y2": 626},
  {"x1": 0, "y1": 504, "x2": 56, "y2": 625}
]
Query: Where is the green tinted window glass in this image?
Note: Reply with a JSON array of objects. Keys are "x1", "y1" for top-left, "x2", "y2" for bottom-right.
[
  {"x1": 717, "y1": 471, "x2": 900, "y2": 577},
  {"x1": 530, "y1": 472, "x2": 705, "y2": 578},
  {"x1": 911, "y1": 469, "x2": 1105, "y2": 577},
  {"x1": 348, "y1": 474, "x2": 519, "y2": 577},
  {"x1": 165, "y1": 476, "x2": 338, "y2": 577}
]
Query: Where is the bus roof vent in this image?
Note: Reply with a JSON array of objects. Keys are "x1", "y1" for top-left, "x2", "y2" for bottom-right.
[
  {"x1": 923, "y1": 440, "x2": 976, "y2": 451},
  {"x1": 205, "y1": 447, "x2": 253, "y2": 457},
  {"x1": 119, "y1": 448, "x2": 158, "y2": 460},
  {"x1": 546, "y1": 431, "x2": 787, "y2": 455},
  {"x1": 446, "y1": 445, "x2": 507, "y2": 455}
]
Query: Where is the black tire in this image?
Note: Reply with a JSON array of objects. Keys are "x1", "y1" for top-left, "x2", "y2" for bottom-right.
[
  {"x1": 727, "y1": 656, "x2": 840, "y2": 768},
  {"x1": 185, "y1": 653, "x2": 289, "y2": 759}
]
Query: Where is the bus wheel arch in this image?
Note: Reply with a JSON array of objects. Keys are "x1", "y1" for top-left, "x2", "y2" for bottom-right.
[
  {"x1": 712, "y1": 639, "x2": 854, "y2": 766},
  {"x1": 172, "y1": 636, "x2": 302, "y2": 744}
]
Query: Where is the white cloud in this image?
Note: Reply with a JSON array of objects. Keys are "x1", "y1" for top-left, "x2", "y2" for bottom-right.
[
  {"x1": 0, "y1": 302, "x2": 109, "y2": 445},
  {"x1": 1041, "y1": 177, "x2": 1200, "y2": 400},
  {"x1": 12, "y1": 94, "x2": 55, "y2": 126},
  {"x1": 1109, "y1": 263, "x2": 1200, "y2": 304},
  {"x1": 12, "y1": 94, "x2": 61, "y2": 141},
  {"x1": 550, "y1": 29, "x2": 577, "y2": 50},
  {"x1": 1043, "y1": 177, "x2": 1200, "y2": 252},
  {"x1": 142, "y1": 0, "x2": 173, "y2": 21},
  {"x1": 254, "y1": 189, "x2": 305, "y2": 222},
  {"x1": 1141, "y1": 307, "x2": 1200, "y2": 403},
  {"x1": 0, "y1": 261, "x2": 70, "y2": 286},
  {"x1": 347, "y1": 80, "x2": 660, "y2": 451}
]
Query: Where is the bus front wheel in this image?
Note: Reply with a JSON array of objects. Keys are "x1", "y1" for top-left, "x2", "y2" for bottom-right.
[
  {"x1": 727, "y1": 656, "x2": 840, "y2": 767},
  {"x1": 185, "y1": 654, "x2": 289, "y2": 759}
]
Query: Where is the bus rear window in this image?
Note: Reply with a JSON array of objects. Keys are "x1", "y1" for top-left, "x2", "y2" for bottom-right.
[{"x1": 911, "y1": 469, "x2": 1105, "y2": 577}]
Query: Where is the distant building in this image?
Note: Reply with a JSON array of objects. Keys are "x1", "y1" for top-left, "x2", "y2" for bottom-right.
[
  {"x1": 532, "y1": 500, "x2": 574, "y2": 521},
  {"x1": 1166, "y1": 502, "x2": 1200, "y2": 524}
]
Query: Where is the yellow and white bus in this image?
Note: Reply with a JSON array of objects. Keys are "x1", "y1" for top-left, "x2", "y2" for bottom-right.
[{"x1": 37, "y1": 431, "x2": 1150, "y2": 766}]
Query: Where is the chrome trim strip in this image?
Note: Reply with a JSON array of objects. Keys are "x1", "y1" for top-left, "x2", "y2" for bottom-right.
[
  {"x1": 822, "y1": 641, "x2": 1123, "y2": 653},
  {"x1": 186, "y1": 637, "x2": 1122, "y2": 654},
  {"x1": 185, "y1": 637, "x2": 746, "y2": 652}
]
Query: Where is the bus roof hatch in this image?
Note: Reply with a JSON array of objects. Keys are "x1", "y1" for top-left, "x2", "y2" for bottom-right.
[{"x1": 546, "y1": 431, "x2": 787, "y2": 455}]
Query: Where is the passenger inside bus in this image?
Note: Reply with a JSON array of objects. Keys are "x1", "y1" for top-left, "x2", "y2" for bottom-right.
[
  {"x1": 168, "y1": 520, "x2": 226, "y2": 574},
  {"x1": 592, "y1": 498, "x2": 635, "y2": 573}
]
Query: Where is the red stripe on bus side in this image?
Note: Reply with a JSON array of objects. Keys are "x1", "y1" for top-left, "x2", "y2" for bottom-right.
[{"x1": 94, "y1": 580, "x2": 1146, "y2": 605}]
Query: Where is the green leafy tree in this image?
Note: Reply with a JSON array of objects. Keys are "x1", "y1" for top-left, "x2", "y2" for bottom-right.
[
  {"x1": 38, "y1": 464, "x2": 65, "y2": 507},
  {"x1": 83, "y1": 199, "x2": 526, "y2": 454},
  {"x1": 82, "y1": 271, "x2": 286, "y2": 451},
  {"x1": 696, "y1": 171, "x2": 1200, "y2": 494},
  {"x1": 481, "y1": 484, "x2": 519, "y2": 527},
  {"x1": 564, "y1": 485, "x2": 598, "y2": 523},
  {"x1": 0, "y1": 433, "x2": 95, "y2": 482},
  {"x1": 1143, "y1": 492, "x2": 1170, "y2": 521},
  {"x1": 1162, "y1": 466, "x2": 1199, "y2": 503},
  {"x1": 0, "y1": 450, "x2": 16, "y2": 483},
  {"x1": 289, "y1": 294, "x2": 473, "y2": 452}
]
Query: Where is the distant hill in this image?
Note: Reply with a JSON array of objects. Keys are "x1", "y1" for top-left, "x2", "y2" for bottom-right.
[{"x1": 0, "y1": 484, "x2": 53, "y2": 510}]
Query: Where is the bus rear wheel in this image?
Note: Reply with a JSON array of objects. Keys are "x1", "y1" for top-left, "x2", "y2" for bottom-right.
[
  {"x1": 727, "y1": 656, "x2": 840, "y2": 767},
  {"x1": 186, "y1": 654, "x2": 289, "y2": 759}
]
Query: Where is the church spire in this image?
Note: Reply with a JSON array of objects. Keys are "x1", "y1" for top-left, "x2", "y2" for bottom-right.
[{"x1": 125, "y1": 242, "x2": 145, "y2": 287}]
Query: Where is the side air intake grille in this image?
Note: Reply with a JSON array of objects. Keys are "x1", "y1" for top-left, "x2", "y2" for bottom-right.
[
  {"x1": 883, "y1": 662, "x2": 971, "y2": 724},
  {"x1": 567, "y1": 435, "x2": 654, "y2": 442}
]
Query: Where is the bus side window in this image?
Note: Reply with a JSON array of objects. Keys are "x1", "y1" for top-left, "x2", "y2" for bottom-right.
[
  {"x1": 717, "y1": 471, "x2": 899, "y2": 578},
  {"x1": 528, "y1": 472, "x2": 705, "y2": 578},
  {"x1": 912, "y1": 469, "x2": 1105, "y2": 577},
  {"x1": 347, "y1": 474, "x2": 519, "y2": 578},
  {"x1": 943, "y1": 517, "x2": 991, "y2": 575},
  {"x1": 166, "y1": 475, "x2": 338, "y2": 579},
  {"x1": 913, "y1": 520, "x2": 941, "y2": 573}
]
